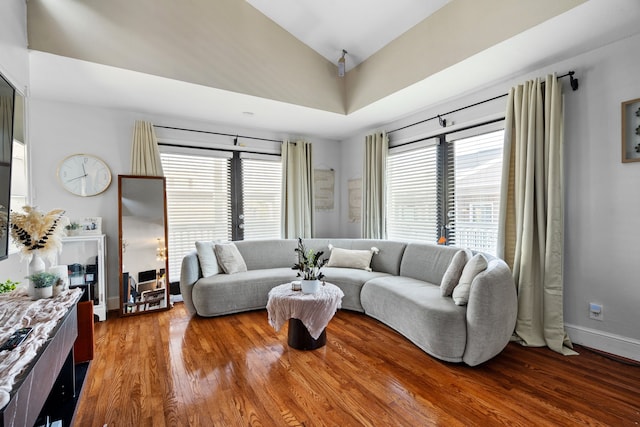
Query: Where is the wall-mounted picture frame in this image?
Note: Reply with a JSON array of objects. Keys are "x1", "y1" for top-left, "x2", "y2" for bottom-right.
[{"x1": 621, "y1": 97, "x2": 640, "y2": 163}]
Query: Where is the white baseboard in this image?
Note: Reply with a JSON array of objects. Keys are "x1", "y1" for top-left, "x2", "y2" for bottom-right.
[{"x1": 565, "y1": 323, "x2": 640, "y2": 362}]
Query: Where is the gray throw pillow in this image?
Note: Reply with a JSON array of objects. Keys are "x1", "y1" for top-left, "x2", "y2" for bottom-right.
[
  {"x1": 452, "y1": 253, "x2": 488, "y2": 306},
  {"x1": 195, "y1": 241, "x2": 220, "y2": 277},
  {"x1": 214, "y1": 243, "x2": 248, "y2": 274},
  {"x1": 440, "y1": 249, "x2": 471, "y2": 297}
]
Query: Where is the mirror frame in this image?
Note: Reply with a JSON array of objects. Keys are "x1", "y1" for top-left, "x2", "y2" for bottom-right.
[
  {"x1": 118, "y1": 174, "x2": 170, "y2": 316},
  {"x1": 0, "y1": 72, "x2": 16, "y2": 261}
]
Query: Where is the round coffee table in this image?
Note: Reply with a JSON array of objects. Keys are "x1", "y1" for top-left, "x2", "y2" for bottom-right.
[{"x1": 267, "y1": 282, "x2": 344, "y2": 350}]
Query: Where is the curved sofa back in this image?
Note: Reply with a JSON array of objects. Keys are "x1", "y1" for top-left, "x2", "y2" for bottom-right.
[
  {"x1": 234, "y1": 239, "x2": 298, "y2": 270},
  {"x1": 305, "y1": 239, "x2": 407, "y2": 275},
  {"x1": 233, "y1": 239, "x2": 408, "y2": 276},
  {"x1": 400, "y1": 243, "x2": 462, "y2": 285}
]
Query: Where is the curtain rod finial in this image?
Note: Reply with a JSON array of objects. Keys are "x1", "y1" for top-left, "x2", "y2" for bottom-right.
[{"x1": 569, "y1": 72, "x2": 579, "y2": 91}]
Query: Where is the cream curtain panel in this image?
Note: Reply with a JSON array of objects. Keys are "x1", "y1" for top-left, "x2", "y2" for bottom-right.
[
  {"x1": 0, "y1": 96, "x2": 13, "y2": 162},
  {"x1": 131, "y1": 120, "x2": 164, "y2": 176},
  {"x1": 281, "y1": 140, "x2": 315, "y2": 238},
  {"x1": 362, "y1": 131, "x2": 388, "y2": 239},
  {"x1": 498, "y1": 74, "x2": 575, "y2": 356}
]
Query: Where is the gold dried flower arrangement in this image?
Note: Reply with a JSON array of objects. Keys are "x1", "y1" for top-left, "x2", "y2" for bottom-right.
[{"x1": 9, "y1": 206, "x2": 69, "y2": 262}]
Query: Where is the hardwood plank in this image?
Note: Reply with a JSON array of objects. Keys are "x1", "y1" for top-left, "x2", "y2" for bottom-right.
[{"x1": 74, "y1": 304, "x2": 640, "y2": 426}]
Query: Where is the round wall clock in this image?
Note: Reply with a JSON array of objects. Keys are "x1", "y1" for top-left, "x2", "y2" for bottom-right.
[{"x1": 57, "y1": 154, "x2": 112, "y2": 197}]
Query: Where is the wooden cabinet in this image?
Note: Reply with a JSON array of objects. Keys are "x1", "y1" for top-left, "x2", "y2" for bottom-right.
[
  {"x1": 0, "y1": 294, "x2": 80, "y2": 427},
  {"x1": 59, "y1": 235, "x2": 107, "y2": 321}
]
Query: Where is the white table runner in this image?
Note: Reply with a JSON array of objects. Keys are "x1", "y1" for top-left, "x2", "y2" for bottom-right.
[
  {"x1": 0, "y1": 288, "x2": 82, "y2": 408},
  {"x1": 267, "y1": 282, "x2": 344, "y2": 340}
]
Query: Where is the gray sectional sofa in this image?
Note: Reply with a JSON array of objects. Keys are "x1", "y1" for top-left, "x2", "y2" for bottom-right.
[{"x1": 180, "y1": 239, "x2": 517, "y2": 366}]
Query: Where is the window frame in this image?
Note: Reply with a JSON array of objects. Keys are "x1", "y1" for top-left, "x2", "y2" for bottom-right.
[
  {"x1": 386, "y1": 119, "x2": 505, "y2": 254},
  {"x1": 159, "y1": 144, "x2": 282, "y2": 281}
]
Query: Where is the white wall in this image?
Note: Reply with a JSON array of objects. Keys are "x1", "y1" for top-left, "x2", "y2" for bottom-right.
[
  {"x1": 313, "y1": 139, "x2": 341, "y2": 237},
  {"x1": 340, "y1": 33, "x2": 640, "y2": 360},
  {"x1": 339, "y1": 134, "x2": 364, "y2": 238},
  {"x1": 559, "y1": 33, "x2": 640, "y2": 360},
  {"x1": 23, "y1": 99, "x2": 341, "y2": 310},
  {"x1": 0, "y1": 0, "x2": 28, "y2": 92}
]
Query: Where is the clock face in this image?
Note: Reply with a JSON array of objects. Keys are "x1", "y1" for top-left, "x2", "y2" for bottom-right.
[{"x1": 57, "y1": 154, "x2": 112, "y2": 197}]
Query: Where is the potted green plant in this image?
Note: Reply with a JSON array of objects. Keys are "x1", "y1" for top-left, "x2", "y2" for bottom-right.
[
  {"x1": 292, "y1": 238, "x2": 327, "y2": 294},
  {"x1": 65, "y1": 222, "x2": 81, "y2": 236},
  {"x1": 0, "y1": 279, "x2": 19, "y2": 294},
  {"x1": 26, "y1": 272, "x2": 58, "y2": 300}
]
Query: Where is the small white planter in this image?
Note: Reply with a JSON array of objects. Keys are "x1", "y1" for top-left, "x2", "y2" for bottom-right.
[
  {"x1": 301, "y1": 279, "x2": 320, "y2": 294},
  {"x1": 32, "y1": 286, "x2": 53, "y2": 300}
]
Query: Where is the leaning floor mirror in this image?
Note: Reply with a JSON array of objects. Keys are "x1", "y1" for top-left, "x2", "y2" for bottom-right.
[{"x1": 118, "y1": 175, "x2": 170, "y2": 316}]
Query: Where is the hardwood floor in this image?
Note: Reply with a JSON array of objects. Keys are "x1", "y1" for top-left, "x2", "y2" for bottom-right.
[{"x1": 74, "y1": 303, "x2": 640, "y2": 426}]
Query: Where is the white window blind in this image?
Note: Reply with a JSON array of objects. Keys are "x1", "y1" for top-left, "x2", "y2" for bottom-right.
[
  {"x1": 386, "y1": 140, "x2": 439, "y2": 242},
  {"x1": 446, "y1": 128, "x2": 504, "y2": 255},
  {"x1": 241, "y1": 154, "x2": 282, "y2": 240},
  {"x1": 161, "y1": 152, "x2": 231, "y2": 282}
]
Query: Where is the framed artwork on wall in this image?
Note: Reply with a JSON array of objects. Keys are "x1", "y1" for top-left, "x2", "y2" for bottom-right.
[
  {"x1": 77, "y1": 217, "x2": 102, "y2": 235},
  {"x1": 621, "y1": 97, "x2": 640, "y2": 163},
  {"x1": 314, "y1": 168, "x2": 335, "y2": 211}
]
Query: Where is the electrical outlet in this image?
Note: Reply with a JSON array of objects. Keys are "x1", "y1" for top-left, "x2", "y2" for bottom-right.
[{"x1": 589, "y1": 303, "x2": 603, "y2": 321}]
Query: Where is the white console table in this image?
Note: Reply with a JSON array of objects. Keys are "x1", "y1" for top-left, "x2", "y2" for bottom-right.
[{"x1": 59, "y1": 235, "x2": 107, "y2": 321}]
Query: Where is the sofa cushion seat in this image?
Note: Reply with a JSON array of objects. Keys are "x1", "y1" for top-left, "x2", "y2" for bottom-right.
[
  {"x1": 322, "y1": 267, "x2": 391, "y2": 312},
  {"x1": 192, "y1": 268, "x2": 297, "y2": 317},
  {"x1": 361, "y1": 276, "x2": 468, "y2": 363}
]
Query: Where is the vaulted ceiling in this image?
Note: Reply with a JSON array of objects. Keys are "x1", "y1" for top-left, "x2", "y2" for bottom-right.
[{"x1": 26, "y1": 0, "x2": 640, "y2": 140}]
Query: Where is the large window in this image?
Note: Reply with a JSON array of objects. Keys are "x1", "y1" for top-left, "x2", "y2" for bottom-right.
[
  {"x1": 386, "y1": 139, "x2": 439, "y2": 242},
  {"x1": 161, "y1": 151, "x2": 232, "y2": 281},
  {"x1": 241, "y1": 154, "x2": 282, "y2": 240},
  {"x1": 446, "y1": 128, "x2": 504, "y2": 254},
  {"x1": 386, "y1": 123, "x2": 504, "y2": 255},
  {"x1": 161, "y1": 149, "x2": 281, "y2": 282}
]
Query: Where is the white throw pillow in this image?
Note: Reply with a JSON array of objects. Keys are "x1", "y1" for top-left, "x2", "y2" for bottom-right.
[
  {"x1": 452, "y1": 253, "x2": 488, "y2": 306},
  {"x1": 195, "y1": 241, "x2": 220, "y2": 277},
  {"x1": 440, "y1": 249, "x2": 471, "y2": 297},
  {"x1": 214, "y1": 243, "x2": 248, "y2": 275},
  {"x1": 326, "y1": 246, "x2": 379, "y2": 271}
]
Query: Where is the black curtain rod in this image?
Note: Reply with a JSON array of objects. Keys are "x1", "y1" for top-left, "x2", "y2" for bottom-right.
[
  {"x1": 153, "y1": 125, "x2": 282, "y2": 144},
  {"x1": 389, "y1": 71, "x2": 578, "y2": 134},
  {"x1": 391, "y1": 117, "x2": 505, "y2": 150},
  {"x1": 157, "y1": 141, "x2": 280, "y2": 157}
]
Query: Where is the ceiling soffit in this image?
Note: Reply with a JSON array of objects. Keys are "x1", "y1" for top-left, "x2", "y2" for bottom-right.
[
  {"x1": 346, "y1": 0, "x2": 586, "y2": 113},
  {"x1": 27, "y1": 0, "x2": 585, "y2": 116},
  {"x1": 27, "y1": 0, "x2": 345, "y2": 114}
]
